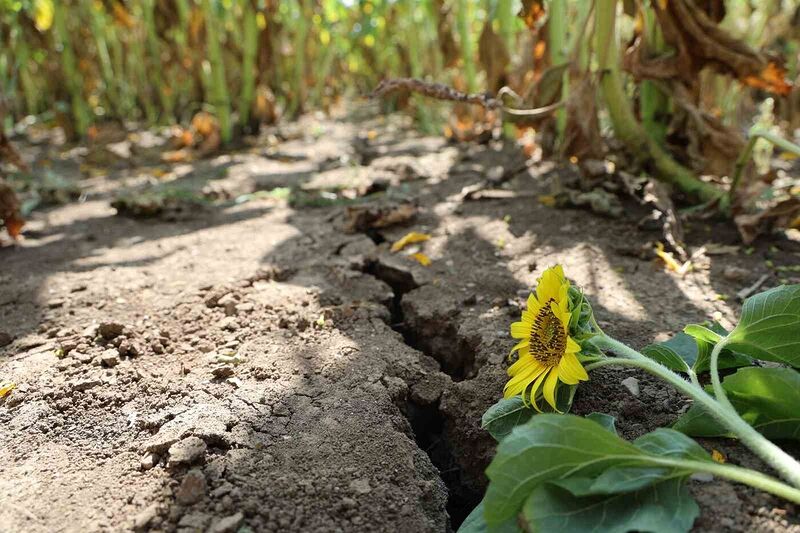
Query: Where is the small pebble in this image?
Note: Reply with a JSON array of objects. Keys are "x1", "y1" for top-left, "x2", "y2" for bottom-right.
[
  {"x1": 208, "y1": 512, "x2": 244, "y2": 533},
  {"x1": 176, "y1": 469, "x2": 207, "y2": 505},
  {"x1": 621, "y1": 376, "x2": 640, "y2": 396}
]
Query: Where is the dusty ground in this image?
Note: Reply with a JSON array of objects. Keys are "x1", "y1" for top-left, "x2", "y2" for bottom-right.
[{"x1": 2, "y1": 112, "x2": 800, "y2": 533}]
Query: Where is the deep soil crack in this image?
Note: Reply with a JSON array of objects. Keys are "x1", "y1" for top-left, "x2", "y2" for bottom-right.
[{"x1": 360, "y1": 261, "x2": 482, "y2": 530}]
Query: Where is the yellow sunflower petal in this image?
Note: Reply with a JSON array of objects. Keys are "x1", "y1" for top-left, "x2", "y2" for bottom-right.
[
  {"x1": 535, "y1": 265, "x2": 569, "y2": 305},
  {"x1": 528, "y1": 367, "x2": 552, "y2": 412},
  {"x1": 549, "y1": 302, "x2": 573, "y2": 339},
  {"x1": 504, "y1": 359, "x2": 546, "y2": 398},
  {"x1": 565, "y1": 337, "x2": 581, "y2": 353},
  {"x1": 557, "y1": 284, "x2": 570, "y2": 313},
  {"x1": 510, "y1": 321, "x2": 532, "y2": 339},
  {"x1": 526, "y1": 292, "x2": 543, "y2": 314},
  {"x1": 507, "y1": 339, "x2": 530, "y2": 359},
  {"x1": 558, "y1": 351, "x2": 589, "y2": 384},
  {"x1": 542, "y1": 368, "x2": 561, "y2": 411}
]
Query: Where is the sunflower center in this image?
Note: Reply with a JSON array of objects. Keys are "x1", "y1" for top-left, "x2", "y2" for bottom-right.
[{"x1": 530, "y1": 299, "x2": 566, "y2": 366}]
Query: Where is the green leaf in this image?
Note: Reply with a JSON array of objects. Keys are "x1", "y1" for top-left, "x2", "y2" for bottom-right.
[
  {"x1": 674, "y1": 367, "x2": 800, "y2": 441},
  {"x1": 646, "y1": 326, "x2": 752, "y2": 374},
  {"x1": 483, "y1": 415, "x2": 710, "y2": 527},
  {"x1": 634, "y1": 428, "x2": 710, "y2": 461},
  {"x1": 641, "y1": 342, "x2": 691, "y2": 373},
  {"x1": 724, "y1": 285, "x2": 800, "y2": 367},
  {"x1": 683, "y1": 324, "x2": 722, "y2": 344},
  {"x1": 585, "y1": 412, "x2": 618, "y2": 435},
  {"x1": 522, "y1": 478, "x2": 699, "y2": 533},
  {"x1": 481, "y1": 396, "x2": 535, "y2": 442},
  {"x1": 457, "y1": 501, "x2": 518, "y2": 533}
]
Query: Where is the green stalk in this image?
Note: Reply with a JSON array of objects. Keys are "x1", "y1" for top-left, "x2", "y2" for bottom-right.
[
  {"x1": 143, "y1": 0, "x2": 174, "y2": 121},
  {"x1": 203, "y1": 0, "x2": 232, "y2": 143},
  {"x1": 589, "y1": 335, "x2": 800, "y2": 489},
  {"x1": 404, "y1": 0, "x2": 435, "y2": 133},
  {"x1": 16, "y1": 41, "x2": 38, "y2": 115},
  {"x1": 106, "y1": 23, "x2": 135, "y2": 119},
  {"x1": 640, "y1": 6, "x2": 668, "y2": 146},
  {"x1": 648, "y1": 457, "x2": 800, "y2": 504},
  {"x1": 594, "y1": 0, "x2": 723, "y2": 206},
  {"x1": 289, "y1": 0, "x2": 308, "y2": 117},
  {"x1": 547, "y1": 0, "x2": 567, "y2": 139},
  {"x1": 730, "y1": 128, "x2": 800, "y2": 199},
  {"x1": 455, "y1": 0, "x2": 476, "y2": 93},
  {"x1": 496, "y1": 0, "x2": 515, "y2": 51},
  {"x1": 85, "y1": 1, "x2": 119, "y2": 118},
  {"x1": 240, "y1": 0, "x2": 258, "y2": 128},
  {"x1": 130, "y1": 3, "x2": 157, "y2": 124},
  {"x1": 52, "y1": 3, "x2": 91, "y2": 136}
]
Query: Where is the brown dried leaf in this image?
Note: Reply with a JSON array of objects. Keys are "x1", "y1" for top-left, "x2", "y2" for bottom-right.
[
  {"x1": 478, "y1": 20, "x2": 510, "y2": 93},
  {"x1": 343, "y1": 203, "x2": 417, "y2": 233},
  {"x1": 530, "y1": 63, "x2": 569, "y2": 108},
  {"x1": 628, "y1": 0, "x2": 794, "y2": 95},
  {"x1": 735, "y1": 198, "x2": 800, "y2": 244},
  {"x1": 518, "y1": 0, "x2": 546, "y2": 30},
  {"x1": 0, "y1": 178, "x2": 23, "y2": 239},
  {"x1": 665, "y1": 82, "x2": 745, "y2": 176},
  {"x1": 0, "y1": 131, "x2": 28, "y2": 172},
  {"x1": 433, "y1": 0, "x2": 460, "y2": 68},
  {"x1": 562, "y1": 78, "x2": 604, "y2": 160}
]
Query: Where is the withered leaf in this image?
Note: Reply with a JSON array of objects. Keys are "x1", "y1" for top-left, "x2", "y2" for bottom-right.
[
  {"x1": 343, "y1": 203, "x2": 417, "y2": 233},
  {"x1": 627, "y1": 0, "x2": 793, "y2": 95},
  {"x1": 478, "y1": 20, "x2": 510, "y2": 93},
  {"x1": 517, "y1": 0, "x2": 546, "y2": 30}
]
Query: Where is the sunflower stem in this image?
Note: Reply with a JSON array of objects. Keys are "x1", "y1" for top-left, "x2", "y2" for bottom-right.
[
  {"x1": 589, "y1": 334, "x2": 800, "y2": 489},
  {"x1": 648, "y1": 457, "x2": 800, "y2": 505},
  {"x1": 709, "y1": 340, "x2": 737, "y2": 415}
]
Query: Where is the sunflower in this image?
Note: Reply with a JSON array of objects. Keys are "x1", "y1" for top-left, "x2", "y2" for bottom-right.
[{"x1": 505, "y1": 265, "x2": 589, "y2": 411}]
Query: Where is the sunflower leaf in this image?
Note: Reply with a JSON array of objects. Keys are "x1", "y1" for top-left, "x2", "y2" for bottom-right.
[
  {"x1": 641, "y1": 342, "x2": 691, "y2": 373},
  {"x1": 481, "y1": 396, "x2": 535, "y2": 442},
  {"x1": 521, "y1": 478, "x2": 698, "y2": 533},
  {"x1": 673, "y1": 367, "x2": 800, "y2": 441},
  {"x1": 483, "y1": 415, "x2": 710, "y2": 529},
  {"x1": 585, "y1": 412, "x2": 618, "y2": 435},
  {"x1": 723, "y1": 285, "x2": 800, "y2": 367},
  {"x1": 644, "y1": 326, "x2": 752, "y2": 374},
  {"x1": 457, "y1": 501, "x2": 518, "y2": 533}
]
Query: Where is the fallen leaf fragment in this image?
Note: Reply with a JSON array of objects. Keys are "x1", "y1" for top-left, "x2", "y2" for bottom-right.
[
  {"x1": 391, "y1": 231, "x2": 431, "y2": 252},
  {"x1": 0, "y1": 381, "x2": 15, "y2": 398},
  {"x1": 654, "y1": 242, "x2": 693, "y2": 276},
  {"x1": 538, "y1": 195, "x2": 557, "y2": 207},
  {"x1": 410, "y1": 252, "x2": 432, "y2": 266},
  {"x1": 343, "y1": 203, "x2": 417, "y2": 233},
  {"x1": 711, "y1": 449, "x2": 726, "y2": 464}
]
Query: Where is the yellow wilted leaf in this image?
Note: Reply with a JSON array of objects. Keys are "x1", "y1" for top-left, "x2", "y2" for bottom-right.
[
  {"x1": 0, "y1": 381, "x2": 15, "y2": 398},
  {"x1": 410, "y1": 253, "x2": 431, "y2": 266},
  {"x1": 743, "y1": 63, "x2": 792, "y2": 96},
  {"x1": 112, "y1": 1, "x2": 135, "y2": 28},
  {"x1": 655, "y1": 242, "x2": 693, "y2": 276},
  {"x1": 391, "y1": 232, "x2": 431, "y2": 252},
  {"x1": 33, "y1": 0, "x2": 54, "y2": 31},
  {"x1": 538, "y1": 195, "x2": 557, "y2": 207},
  {"x1": 711, "y1": 449, "x2": 726, "y2": 463}
]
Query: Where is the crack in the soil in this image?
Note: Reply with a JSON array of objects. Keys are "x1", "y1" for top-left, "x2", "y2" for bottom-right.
[{"x1": 360, "y1": 259, "x2": 482, "y2": 530}]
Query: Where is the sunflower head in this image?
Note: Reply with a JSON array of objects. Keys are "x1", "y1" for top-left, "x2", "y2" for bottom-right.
[{"x1": 505, "y1": 265, "x2": 589, "y2": 412}]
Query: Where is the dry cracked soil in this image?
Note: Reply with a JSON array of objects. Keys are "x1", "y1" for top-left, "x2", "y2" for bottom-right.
[{"x1": 2, "y1": 112, "x2": 800, "y2": 532}]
